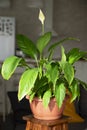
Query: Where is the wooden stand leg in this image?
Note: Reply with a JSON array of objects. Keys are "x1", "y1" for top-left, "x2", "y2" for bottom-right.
[
  {"x1": 23, "y1": 115, "x2": 70, "y2": 130},
  {"x1": 62, "y1": 123, "x2": 68, "y2": 130}
]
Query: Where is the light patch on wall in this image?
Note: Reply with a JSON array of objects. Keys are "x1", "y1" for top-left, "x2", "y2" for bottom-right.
[
  {"x1": 27, "y1": 0, "x2": 43, "y2": 8},
  {"x1": 0, "y1": 0, "x2": 10, "y2": 8}
]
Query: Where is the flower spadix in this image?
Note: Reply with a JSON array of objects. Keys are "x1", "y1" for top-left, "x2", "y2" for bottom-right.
[{"x1": 39, "y1": 9, "x2": 45, "y2": 25}]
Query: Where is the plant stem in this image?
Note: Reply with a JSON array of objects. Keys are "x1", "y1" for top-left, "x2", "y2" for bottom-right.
[{"x1": 42, "y1": 23, "x2": 44, "y2": 35}]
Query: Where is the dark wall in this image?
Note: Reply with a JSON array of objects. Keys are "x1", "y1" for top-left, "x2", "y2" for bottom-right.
[{"x1": 0, "y1": 0, "x2": 87, "y2": 52}]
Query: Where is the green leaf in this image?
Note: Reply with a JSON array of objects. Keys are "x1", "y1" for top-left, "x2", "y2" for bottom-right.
[
  {"x1": 1, "y1": 56, "x2": 22, "y2": 80},
  {"x1": 63, "y1": 62, "x2": 74, "y2": 85},
  {"x1": 36, "y1": 32, "x2": 52, "y2": 54},
  {"x1": 55, "y1": 82, "x2": 66, "y2": 108},
  {"x1": 18, "y1": 68, "x2": 38, "y2": 101},
  {"x1": 29, "y1": 92, "x2": 35, "y2": 102},
  {"x1": 0, "y1": 68, "x2": 1, "y2": 74},
  {"x1": 70, "y1": 79, "x2": 80, "y2": 102},
  {"x1": 43, "y1": 89, "x2": 51, "y2": 108},
  {"x1": 45, "y1": 63, "x2": 59, "y2": 86},
  {"x1": 48, "y1": 37, "x2": 79, "y2": 52},
  {"x1": 17, "y1": 34, "x2": 38, "y2": 59},
  {"x1": 32, "y1": 76, "x2": 48, "y2": 97},
  {"x1": 34, "y1": 77, "x2": 48, "y2": 91},
  {"x1": 76, "y1": 78, "x2": 87, "y2": 90},
  {"x1": 67, "y1": 48, "x2": 87, "y2": 64},
  {"x1": 37, "y1": 84, "x2": 49, "y2": 98}
]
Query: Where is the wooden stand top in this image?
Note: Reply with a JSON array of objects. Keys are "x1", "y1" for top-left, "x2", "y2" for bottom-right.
[{"x1": 23, "y1": 115, "x2": 71, "y2": 126}]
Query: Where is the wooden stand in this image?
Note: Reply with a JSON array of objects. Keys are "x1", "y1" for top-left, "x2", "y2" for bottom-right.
[{"x1": 23, "y1": 115, "x2": 70, "y2": 130}]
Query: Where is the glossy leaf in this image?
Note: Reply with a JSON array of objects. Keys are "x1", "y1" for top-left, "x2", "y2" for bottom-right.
[
  {"x1": 76, "y1": 78, "x2": 87, "y2": 90},
  {"x1": 48, "y1": 37, "x2": 79, "y2": 52},
  {"x1": 55, "y1": 82, "x2": 66, "y2": 108},
  {"x1": 31, "y1": 76, "x2": 48, "y2": 97},
  {"x1": 36, "y1": 32, "x2": 52, "y2": 54},
  {"x1": 34, "y1": 77, "x2": 48, "y2": 90},
  {"x1": 67, "y1": 48, "x2": 87, "y2": 64},
  {"x1": 45, "y1": 63, "x2": 59, "y2": 86},
  {"x1": 70, "y1": 79, "x2": 80, "y2": 102},
  {"x1": 18, "y1": 68, "x2": 38, "y2": 101},
  {"x1": 63, "y1": 62, "x2": 74, "y2": 85},
  {"x1": 17, "y1": 34, "x2": 38, "y2": 59},
  {"x1": 37, "y1": 84, "x2": 49, "y2": 98},
  {"x1": 29, "y1": 92, "x2": 35, "y2": 103},
  {"x1": 1, "y1": 56, "x2": 22, "y2": 80},
  {"x1": 43, "y1": 89, "x2": 51, "y2": 108}
]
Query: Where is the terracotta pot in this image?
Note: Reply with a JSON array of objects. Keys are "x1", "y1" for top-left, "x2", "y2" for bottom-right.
[{"x1": 26, "y1": 96, "x2": 66, "y2": 120}]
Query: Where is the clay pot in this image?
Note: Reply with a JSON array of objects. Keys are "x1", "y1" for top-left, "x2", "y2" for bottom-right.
[{"x1": 26, "y1": 96, "x2": 66, "y2": 120}]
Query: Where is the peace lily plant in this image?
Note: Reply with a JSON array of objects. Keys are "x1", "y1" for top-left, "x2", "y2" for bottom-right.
[{"x1": 1, "y1": 9, "x2": 87, "y2": 109}]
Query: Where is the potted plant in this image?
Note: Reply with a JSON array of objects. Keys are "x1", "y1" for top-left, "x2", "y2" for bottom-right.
[{"x1": 1, "y1": 9, "x2": 87, "y2": 120}]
